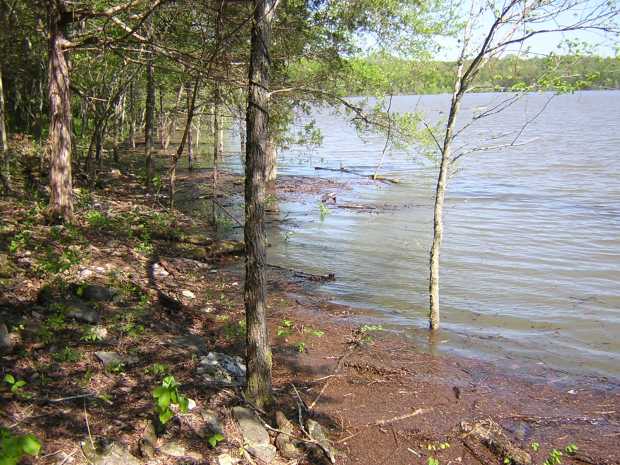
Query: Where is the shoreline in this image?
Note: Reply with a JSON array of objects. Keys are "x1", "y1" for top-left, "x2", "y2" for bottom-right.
[{"x1": 1, "y1": 154, "x2": 618, "y2": 465}]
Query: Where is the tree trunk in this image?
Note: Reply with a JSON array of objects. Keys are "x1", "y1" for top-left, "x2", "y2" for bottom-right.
[
  {"x1": 244, "y1": 0, "x2": 277, "y2": 411},
  {"x1": 145, "y1": 53, "x2": 155, "y2": 188},
  {"x1": 429, "y1": 62, "x2": 466, "y2": 330},
  {"x1": 213, "y1": 84, "x2": 222, "y2": 183},
  {"x1": 265, "y1": 134, "x2": 277, "y2": 184},
  {"x1": 129, "y1": 81, "x2": 136, "y2": 148},
  {"x1": 47, "y1": 3, "x2": 74, "y2": 222},
  {"x1": 0, "y1": 66, "x2": 10, "y2": 191}
]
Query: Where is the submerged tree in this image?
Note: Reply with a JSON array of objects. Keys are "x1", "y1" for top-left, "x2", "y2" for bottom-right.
[{"x1": 427, "y1": 0, "x2": 619, "y2": 330}]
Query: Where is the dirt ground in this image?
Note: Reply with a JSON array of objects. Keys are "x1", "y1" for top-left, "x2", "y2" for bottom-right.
[{"x1": 1, "y1": 154, "x2": 618, "y2": 465}]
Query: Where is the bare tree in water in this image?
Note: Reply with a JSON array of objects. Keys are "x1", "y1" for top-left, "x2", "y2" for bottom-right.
[{"x1": 427, "y1": 0, "x2": 619, "y2": 330}]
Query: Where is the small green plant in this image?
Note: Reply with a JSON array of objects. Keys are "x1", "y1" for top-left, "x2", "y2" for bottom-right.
[
  {"x1": 276, "y1": 319, "x2": 294, "y2": 337},
  {"x1": 0, "y1": 428, "x2": 41, "y2": 465},
  {"x1": 2, "y1": 374, "x2": 27, "y2": 396},
  {"x1": 318, "y1": 202, "x2": 330, "y2": 221},
  {"x1": 427, "y1": 458, "x2": 439, "y2": 465},
  {"x1": 85, "y1": 210, "x2": 110, "y2": 229},
  {"x1": 223, "y1": 320, "x2": 246, "y2": 340},
  {"x1": 207, "y1": 433, "x2": 225, "y2": 449},
  {"x1": 305, "y1": 327, "x2": 325, "y2": 337},
  {"x1": 531, "y1": 442, "x2": 540, "y2": 452},
  {"x1": 53, "y1": 347, "x2": 81, "y2": 363},
  {"x1": 81, "y1": 327, "x2": 105, "y2": 342},
  {"x1": 543, "y1": 449, "x2": 564, "y2": 465},
  {"x1": 152, "y1": 375, "x2": 191, "y2": 425},
  {"x1": 135, "y1": 232, "x2": 154, "y2": 255},
  {"x1": 106, "y1": 361, "x2": 125, "y2": 374},
  {"x1": 8, "y1": 231, "x2": 31, "y2": 254},
  {"x1": 564, "y1": 444, "x2": 578, "y2": 455},
  {"x1": 295, "y1": 342, "x2": 306, "y2": 353},
  {"x1": 145, "y1": 363, "x2": 168, "y2": 377}
]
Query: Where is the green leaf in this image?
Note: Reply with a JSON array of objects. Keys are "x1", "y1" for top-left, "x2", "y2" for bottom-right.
[
  {"x1": 13, "y1": 380, "x2": 27, "y2": 389},
  {"x1": 3, "y1": 374, "x2": 15, "y2": 385},
  {"x1": 19, "y1": 434, "x2": 41, "y2": 456},
  {"x1": 152, "y1": 386, "x2": 166, "y2": 398},
  {"x1": 157, "y1": 390, "x2": 171, "y2": 410},
  {"x1": 208, "y1": 433, "x2": 225, "y2": 448},
  {"x1": 178, "y1": 396, "x2": 189, "y2": 413},
  {"x1": 159, "y1": 409, "x2": 173, "y2": 424}
]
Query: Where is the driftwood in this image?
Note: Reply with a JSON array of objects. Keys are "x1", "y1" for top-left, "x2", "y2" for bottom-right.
[
  {"x1": 267, "y1": 263, "x2": 335, "y2": 282},
  {"x1": 314, "y1": 166, "x2": 400, "y2": 184},
  {"x1": 461, "y1": 419, "x2": 531, "y2": 465}
]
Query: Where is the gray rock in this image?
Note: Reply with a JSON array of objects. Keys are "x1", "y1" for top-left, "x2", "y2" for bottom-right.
[
  {"x1": 0, "y1": 323, "x2": 13, "y2": 352},
  {"x1": 217, "y1": 453, "x2": 239, "y2": 465},
  {"x1": 139, "y1": 422, "x2": 157, "y2": 458},
  {"x1": 80, "y1": 284, "x2": 118, "y2": 302},
  {"x1": 198, "y1": 352, "x2": 246, "y2": 385},
  {"x1": 232, "y1": 406, "x2": 269, "y2": 446},
  {"x1": 81, "y1": 440, "x2": 142, "y2": 465},
  {"x1": 159, "y1": 441, "x2": 202, "y2": 461},
  {"x1": 152, "y1": 263, "x2": 169, "y2": 278},
  {"x1": 246, "y1": 443, "x2": 277, "y2": 464},
  {"x1": 275, "y1": 411, "x2": 302, "y2": 459},
  {"x1": 173, "y1": 334, "x2": 209, "y2": 354},
  {"x1": 67, "y1": 300, "x2": 101, "y2": 324},
  {"x1": 307, "y1": 419, "x2": 336, "y2": 464},
  {"x1": 94, "y1": 351, "x2": 138, "y2": 368},
  {"x1": 202, "y1": 409, "x2": 225, "y2": 436}
]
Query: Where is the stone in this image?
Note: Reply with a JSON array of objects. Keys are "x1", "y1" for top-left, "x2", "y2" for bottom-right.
[
  {"x1": 67, "y1": 300, "x2": 101, "y2": 324},
  {"x1": 217, "y1": 453, "x2": 238, "y2": 465},
  {"x1": 78, "y1": 268, "x2": 95, "y2": 280},
  {"x1": 110, "y1": 169, "x2": 122, "y2": 178},
  {"x1": 159, "y1": 441, "x2": 186, "y2": 457},
  {"x1": 80, "y1": 284, "x2": 118, "y2": 302},
  {"x1": 246, "y1": 443, "x2": 277, "y2": 464},
  {"x1": 139, "y1": 422, "x2": 157, "y2": 459},
  {"x1": 152, "y1": 263, "x2": 169, "y2": 277},
  {"x1": 0, "y1": 323, "x2": 13, "y2": 352},
  {"x1": 173, "y1": 334, "x2": 209, "y2": 354},
  {"x1": 182, "y1": 289, "x2": 196, "y2": 299},
  {"x1": 307, "y1": 419, "x2": 335, "y2": 463},
  {"x1": 95, "y1": 351, "x2": 123, "y2": 368},
  {"x1": 232, "y1": 406, "x2": 269, "y2": 446},
  {"x1": 275, "y1": 411, "x2": 302, "y2": 459},
  {"x1": 202, "y1": 409, "x2": 225, "y2": 436},
  {"x1": 197, "y1": 352, "x2": 246, "y2": 385},
  {"x1": 91, "y1": 326, "x2": 108, "y2": 340},
  {"x1": 81, "y1": 440, "x2": 142, "y2": 465}
]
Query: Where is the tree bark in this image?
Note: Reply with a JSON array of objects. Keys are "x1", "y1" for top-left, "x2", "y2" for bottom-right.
[
  {"x1": 429, "y1": 60, "x2": 466, "y2": 330},
  {"x1": 0, "y1": 66, "x2": 10, "y2": 192},
  {"x1": 244, "y1": 0, "x2": 277, "y2": 410},
  {"x1": 213, "y1": 84, "x2": 222, "y2": 183},
  {"x1": 144, "y1": 52, "x2": 155, "y2": 188},
  {"x1": 47, "y1": 2, "x2": 74, "y2": 222}
]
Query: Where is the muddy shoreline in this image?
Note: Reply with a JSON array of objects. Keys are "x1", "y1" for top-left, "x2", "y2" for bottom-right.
[{"x1": 1, "y1": 155, "x2": 619, "y2": 465}]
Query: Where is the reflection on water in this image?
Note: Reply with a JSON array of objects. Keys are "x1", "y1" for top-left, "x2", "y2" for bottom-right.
[{"x1": 213, "y1": 91, "x2": 620, "y2": 380}]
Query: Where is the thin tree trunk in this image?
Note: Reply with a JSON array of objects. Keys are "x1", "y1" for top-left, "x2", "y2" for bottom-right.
[
  {"x1": 129, "y1": 81, "x2": 136, "y2": 148},
  {"x1": 244, "y1": 0, "x2": 277, "y2": 410},
  {"x1": 0, "y1": 66, "x2": 10, "y2": 191},
  {"x1": 187, "y1": 85, "x2": 193, "y2": 171},
  {"x1": 429, "y1": 60, "x2": 466, "y2": 330},
  {"x1": 47, "y1": 3, "x2": 74, "y2": 222},
  {"x1": 145, "y1": 52, "x2": 155, "y2": 188}
]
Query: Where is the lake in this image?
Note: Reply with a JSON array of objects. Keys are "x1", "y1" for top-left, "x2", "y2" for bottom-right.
[{"x1": 215, "y1": 91, "x2": 620, "y2": 381}]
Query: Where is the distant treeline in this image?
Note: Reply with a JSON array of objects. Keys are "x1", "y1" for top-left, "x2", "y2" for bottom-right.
[{"x1": 342, "y1": 54, "x2": 620, "y2": 95}]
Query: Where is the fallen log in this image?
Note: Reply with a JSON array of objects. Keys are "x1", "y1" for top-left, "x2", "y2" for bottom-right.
[
  {"x1": 267, "y1": 263, "x2": 335, "y2": 282},
  {"x1": 461, "y1": 420, "x2": 531, "y2": 465},
  {"x1": 314, "y1": 166, "x2": 400, "y2": 184}
]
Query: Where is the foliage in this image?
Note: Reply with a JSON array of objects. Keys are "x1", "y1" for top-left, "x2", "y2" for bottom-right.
[
  {"x1": 2, "y1": 374, "x2": 28, "y2": 397},
  {"x1": 207, "y1": 433, "x2": 225, "y2": 449},
  {"x1": 0, "y1": 428, "x2": 41, "y2": 465},
  {"x1": 152, "y1": 376, "x2": 191, "y2": 425},
  {"x1": 53, "y1": 347, "x2": 81, "y2": 363}
]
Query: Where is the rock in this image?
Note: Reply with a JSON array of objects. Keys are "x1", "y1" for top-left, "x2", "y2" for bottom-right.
[
  {"x1": 232, "y1": 406, "x2": 269, "y2": 446},
  {"x1": 79, "y1": 284, "x2": 118, "y2": 302},
  {"x1": 159, "y1": 441, "x2": 186, "y2": 457},
  {"x1": 94, "y1": 351, "x2": 137, "y2": 368},
  {"x1": 0, "y1": 323, "x2": 13, "y2": 352},
  {"x1": 173, "y1": 334, "x2": 209, "y2": 354},
  {"x1": 202, "y1": 409, "x2": 225, "y2": 436},
  {"x1": 152, "y1": 263, "x2": 169, "y2": 278},
  {"x1": 139, "y1": 422, "x2": 157, "y2": 459},
  {"x1": 307, "y1": 419, "x2": 336, "y2": 463},
  {"x1": 246, "y1": 443, "x2": 277, "y2": 464},
  {"x1": 67, "y1": 300, "x2": 101, "y2": 324},
  {"x1": 182, "y1": 289, "x2": 195, "y2": 299},
  {"x1": 197, "y1": 352, "x2": 246, "y2": 385},
  {"x1": 217, "y1": 453, "x2": 239, "y2": 465},
  {"x1": 78, "y1": 267, "x2": 95, "y2": 280},
  {"x1": 91, "y1": 326, "x2": 108, "y2": 340},
  {"x1": 110, "y1": 169, "x2": 122, "y2": 178},
  {"x1": 275, "y1": 411, "x2": 302, "y2": 459},
  {"x1": 81, "y1": 439, "x2": 142, "y2": 465}
]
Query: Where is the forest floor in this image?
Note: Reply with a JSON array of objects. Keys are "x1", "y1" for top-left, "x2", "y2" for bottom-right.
[{"x1": 0, "y1": 147, "x2": 619, "y2": 465}]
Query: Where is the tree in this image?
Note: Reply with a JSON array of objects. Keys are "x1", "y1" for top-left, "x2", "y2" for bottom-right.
[
  {"x1": 0, "y1": 66, "x2": 9, "y2": 192},
  {"x1": 426, "y1": 0, "x2": 619, "y2": 330},
  {"x1": 244, "y1": 0, "x2": 279, "y2": 410}
]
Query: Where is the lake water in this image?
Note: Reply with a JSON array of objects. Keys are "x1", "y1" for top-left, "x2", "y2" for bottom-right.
[{"x1": 214, "y1": 91, "x2": 620, "y2": 381}]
